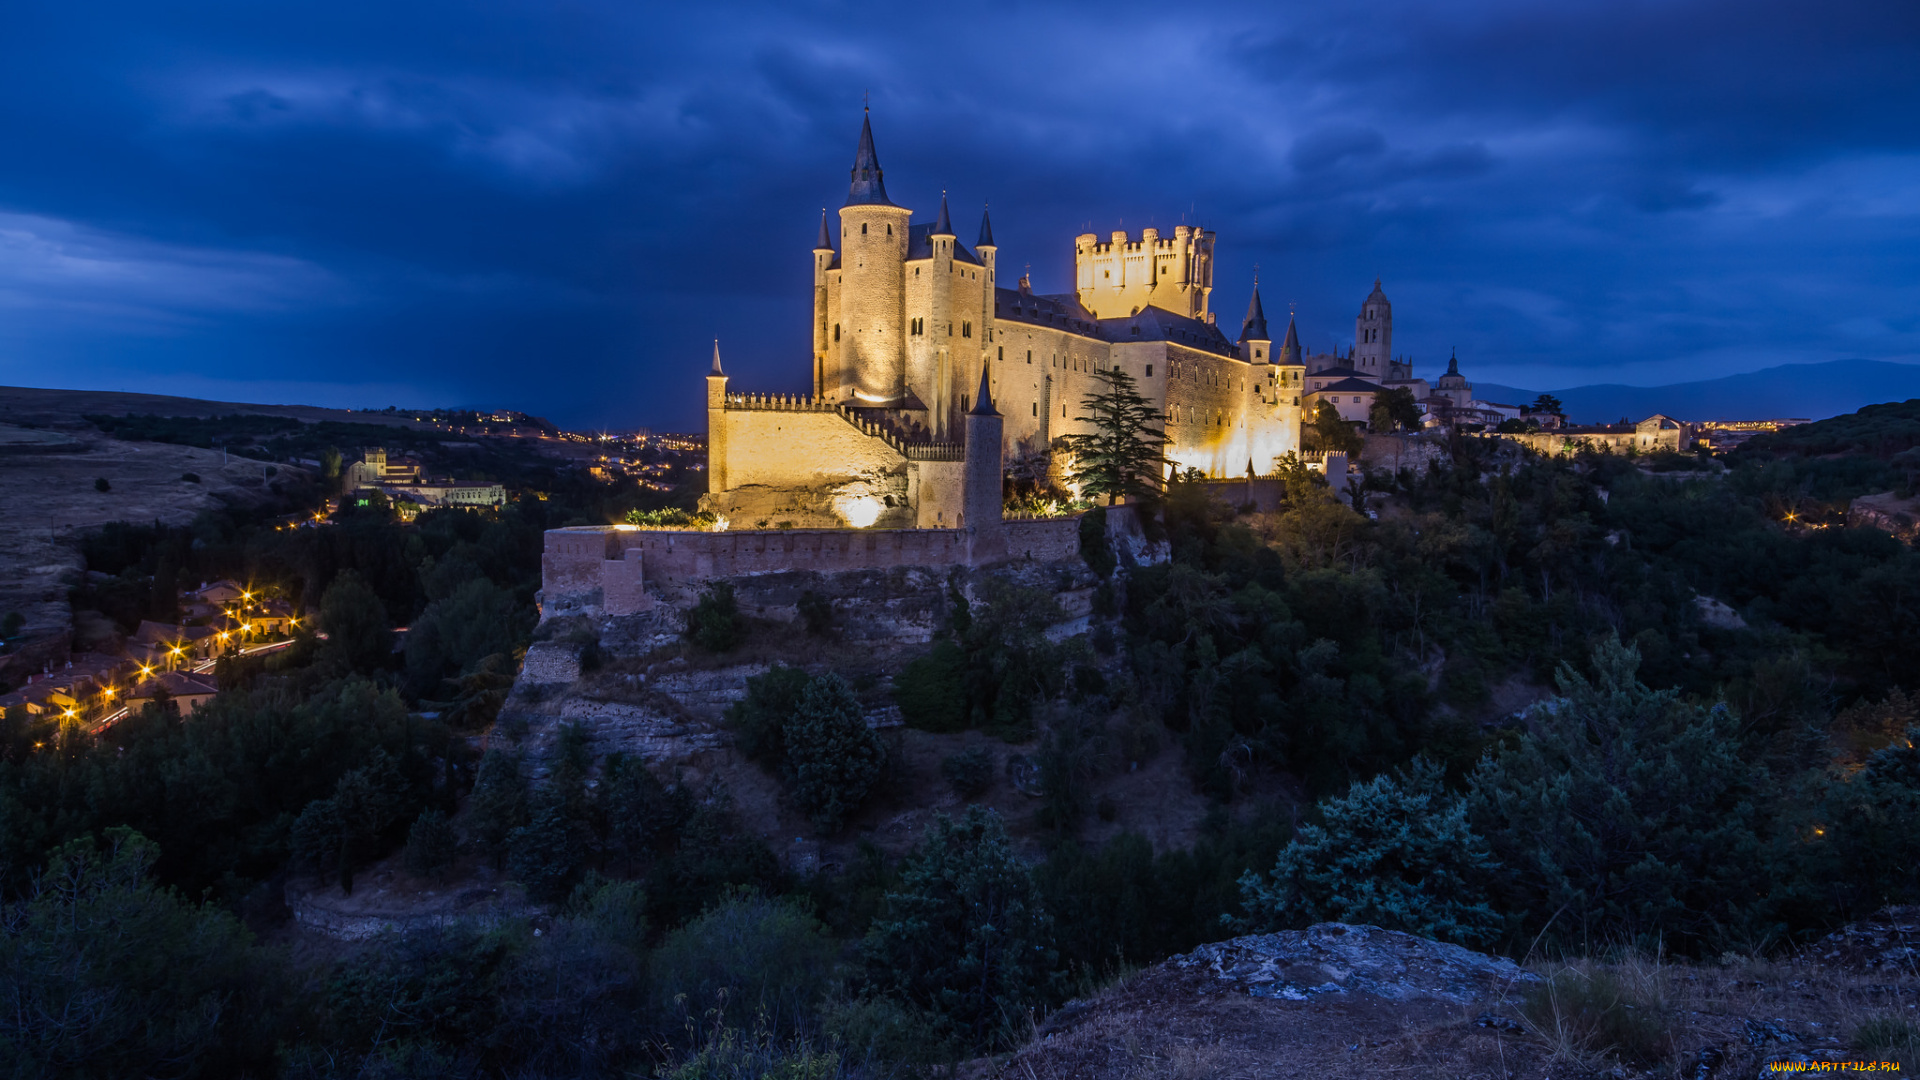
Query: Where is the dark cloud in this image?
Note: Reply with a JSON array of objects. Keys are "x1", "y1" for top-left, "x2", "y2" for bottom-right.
[{"x1": 0, "y1": 0, "x2": 1915, "y2": 428}]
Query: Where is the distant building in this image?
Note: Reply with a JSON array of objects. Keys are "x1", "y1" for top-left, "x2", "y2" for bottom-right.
[{"x1": 346, "y1": 446, "x2": 506, "y2": 514}]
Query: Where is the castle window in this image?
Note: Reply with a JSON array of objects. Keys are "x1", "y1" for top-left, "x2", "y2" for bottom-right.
[
  {"x1": 887, "y1": 224, "x2": 892, "y2": 235},
  {"x1": 1032, "y1": 403, "x2": 1038, "y2": 416},
  {"x1": 862, "y1": 223, "x2": 867, "y2": 234},
  {"x1": 833, "y1": 324, "x2": 840, "y2": 341},
  {"x1": 1145, "y1": 365, "x2": 1153, "y2": 377},
  {"x1": 1026, "y1": 350, "x2": 1032, "y2": 364},
  {"x1": 997, "y1": 346, "x2": 1003, "y2": 361}
]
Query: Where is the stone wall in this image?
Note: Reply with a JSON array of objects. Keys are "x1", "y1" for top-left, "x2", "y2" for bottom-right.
[{"x1": 539, "y1": 513, "x2": 1091, "y2": 620}]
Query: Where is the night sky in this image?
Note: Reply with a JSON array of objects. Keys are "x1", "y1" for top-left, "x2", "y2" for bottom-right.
[{"x1": 1, "y1": 0, "x2": 1915, "y2": 431}]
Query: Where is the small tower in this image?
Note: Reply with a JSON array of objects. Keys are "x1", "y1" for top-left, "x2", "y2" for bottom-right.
[
  {"x1": 812, "y1": 210, "x2": 835, "y2": 398},
  {"x1": 1238, "y1": 278, "x2": 1271, "y2": 363},
  {"x1": 1354, "y1": 278, "x2": 1392, "y2": 376},
  {"x1": 976, "y1": 203, "x2": 997, "y2": 394},
  {"x1": 962, "y1": 363, "x2": 1004, "y2": 560},
  {"x1": 706, "y1": 340, "x2": 729, "y2": 493}
]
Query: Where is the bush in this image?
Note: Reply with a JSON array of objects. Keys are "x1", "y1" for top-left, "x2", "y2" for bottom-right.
[
  {"x1": 649, "y1": 892, "x2": 837, "y2": 1033},
  {"x1": 1242, "y1": 756, "x2": 1501, "y2": 946},
  {"x1": 863, "y1": 807, "x2": 1058, "y2": 1049},
  {"x1": 797, "y1": 590, "x2": 835, "y2": 637},
  {"x1": 404, "y1": 578, "x2": 531, "y2": 699},
  {"x1": 317, "y1": 570, "x2": 393, "y2": 674},
  {"x1": 180, "y1": 472, "x2": 199, "y2": 483},
  {"x1": 782, "y1": 673, "x2": 886, "y2": 834},
  {"x1": 94, "y1": 477, "x2": 111, "y2": 492},
  {"x1": 509, "y1": 791, "x2": 586, "y2": 903},
  {"x1": 940, "y1": 747, "x2": 993, "y2": 799},
  {"x1": 1078, "y1": 506, "x2": 1115, "y2": 578},
  {"x1": 1518, "y1": 961, "x2": 1676, "y2": 1067},
  {"x1": 729, "y1": 664, "x2": 813, "y2": 764},
  {"x1": 894, "y1": 641, "x2": 967, "y2": 733},
  {"x1": 467, "y1": 749, "x2": 528, "y2": 869},
  {"x1": 687, "y1": 581, "x2": 746, "y2": 652}
]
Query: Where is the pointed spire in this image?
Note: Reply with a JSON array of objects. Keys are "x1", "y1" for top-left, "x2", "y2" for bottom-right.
[
  {"x1": 710, "y1": 339, "x2": 724, "y2": 376},
  {"x1": 1240, "y1": 279, "x2": 1269, "y2": 342},
  {"x1": 969, "y1": 362, "x2": 998, "y2": 416},
  {"x1": 1446, "y1": 347, "x2": 1459, "y2": 377},
  {"x1": 845, "y1": 110, "x2": 895, "y2": 207},
  {"x1": 815, "y1": 209, "x2": 833, "y2": 250},
  {"x1": 977, "y1": 202, "x2": 995, "y2": 247},
  {"x1": 1280, "y1": 315, "x2": 1301, "y2": 365},
  {"x1": 933, "y1": 190, "x2": 953, "y2": 236}
]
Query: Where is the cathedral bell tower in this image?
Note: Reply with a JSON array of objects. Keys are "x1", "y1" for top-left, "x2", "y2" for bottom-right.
[{"x1": 1354, "y1": 279, "x2": 1392, "y2": 377}]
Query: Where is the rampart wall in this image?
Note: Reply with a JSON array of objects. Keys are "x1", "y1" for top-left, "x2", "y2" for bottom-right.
[{"x1": 539, "y1": 513, "x2": 1089, "y2": 620}]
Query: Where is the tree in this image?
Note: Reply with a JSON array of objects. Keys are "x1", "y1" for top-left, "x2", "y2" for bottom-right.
[
  {"x1": 728, "y1": 664, "x2": 813, "y2": 763},
  {"x1": 1058, "y1": 367, "x2": 1171, "y2": 505},
  {"x1": 1469, "y1": 636, "x2": 1766, "y2": 951},
  {"x1": 863, "y1": 807, "x2": 1058, "y2": 1048},
  {"x1": 468, "y1": 749, "x2": 529, "y2": 869},
  {"x1": 405, "y1": 578, "x2": 530, "y2": 698},
  {"x1": 317, "y1": 569, "x2": 392, "y2": 673},
  {"x1": 405, "y1": 807, "x2": 457, "y2": 878},
  {"x1": 1306, "y1": 400, "x2": 1364, "y2": 456},
  {"x1": 510, "y1": 790, "x2": 586, "y2": 903},
  {"x1": 782, "y1": 673, "x2": 887, "y2": 834},
  {"x1": 0, "y1": 829, "x2": 274, "y2": 1078},
  {"x1": 1528, "y1": 393, "x2": 1565, "y2": 417},
  {"x1": 1368, "y1": 387, "x2": 1424, "y2": 434},
  {"x1": 1241, "y1": 757, "x2": 1501, "y2": 946}
]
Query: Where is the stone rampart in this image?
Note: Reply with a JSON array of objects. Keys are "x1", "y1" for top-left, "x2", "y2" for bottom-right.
[{"x1": 539, "y1": 514, "x2": 1090, "y2": 620}]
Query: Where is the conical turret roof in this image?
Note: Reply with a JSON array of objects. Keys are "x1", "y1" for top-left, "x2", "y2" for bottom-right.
[
  {"x1": 710, "y1": 339, "x2": 724, "y2": 376},
  {"x1": 933, "y1": 191, "x2": 954, "y2": 235},
  {"x1": 845, "y1": 110, "x2": 895, "y2": 207},
  {"x1": 969, "y1": 362, "x2": 998, "y2": 416},
  {"x1": 815, "y1": 209, "x2": 833, "y2": 250},
  {"x1": 1446, "y1": 347, "x2": 1460, "y2": 377},
  {"x1": 977, "y1": 204, "x2": 995, "y2": 247},
  {"x1": 1279, "y1": 316, "x2": 1301, "y2": 364},
  {"x1": 1240, "y1": 281, "x2": 1269, "y2": 342}
]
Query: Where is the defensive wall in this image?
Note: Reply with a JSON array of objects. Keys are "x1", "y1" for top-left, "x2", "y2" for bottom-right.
[{"x1": 540, "y1": 513, "x2": 1093, "y2": 620}]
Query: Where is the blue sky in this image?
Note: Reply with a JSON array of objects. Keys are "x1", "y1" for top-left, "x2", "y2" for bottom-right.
[{"x1": 0, "y1": 0, "x2": 1915, "y2": 430}]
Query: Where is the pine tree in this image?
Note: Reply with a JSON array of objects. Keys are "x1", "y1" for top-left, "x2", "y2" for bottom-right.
[
  {"x1": 467, "y1": 749, "x2": 528, "y2": 869},
  {"x1": 1058, "y1": 367, "x2": 1171, "y2": 505},
  {"x1": 782, "y1": 673, "x2": 887, "y2": 834},
  {"x1": 404, "y1": 807, "x2": 457, "y2": 878}
]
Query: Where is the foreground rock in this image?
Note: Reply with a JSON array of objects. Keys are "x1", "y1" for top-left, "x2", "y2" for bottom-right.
[{"x1": 1172, "y1": 922, "x2": 1539, "y2": 1004}]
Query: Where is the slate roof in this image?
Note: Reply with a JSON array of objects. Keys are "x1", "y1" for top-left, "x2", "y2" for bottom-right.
[
  {"x1": 845, "y1": 112, "x2": 895, "y2": 207},
  {"x1": 1309, "y1": 377, "x2": 1388, "y2": 394},
  {"x1": 906, "y1": 223, "x2": 983, "y2": 266},
  {"x1": 1305, "y1": 365, "x2": 1374, "y2": 381},
  {"x1": 1240, "y1": 284, "x2": 1269, "y2": 342},
  {"x1": 991, "y1": 290, "x2": 1238, "y2": 356}
]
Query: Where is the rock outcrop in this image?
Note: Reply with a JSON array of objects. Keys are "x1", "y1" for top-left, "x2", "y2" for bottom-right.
[{"x1": 1172, "y1": 922, "x2": 1539, "y2": 1004}]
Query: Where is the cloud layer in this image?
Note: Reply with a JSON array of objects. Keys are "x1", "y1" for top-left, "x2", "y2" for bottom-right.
[{"x1": 0, "y1": 0, "x2": 1915, "y2": 427}]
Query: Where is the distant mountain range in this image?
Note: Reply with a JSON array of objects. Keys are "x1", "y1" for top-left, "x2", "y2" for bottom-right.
[{"x1": 1475, "y1": 359, "x2": 1920, "y2": 425}]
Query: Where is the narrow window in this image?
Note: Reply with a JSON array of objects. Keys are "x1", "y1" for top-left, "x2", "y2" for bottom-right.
[
  {"x1": 887, "y1": 224, "x2": 892, "y2": 235},
  {"x1": 1032, "y1": 402, "x2": 1038, "y2": 416},
  {"x1": 998, "y1": 346, "x2": 1003, "y2": 361},
  {"x1": 1026, "y1": 350, "x2": 1032, "y2": 364},
  {"x1": 1146, "y1": 365, "x2": 1153, "y2": 377},
  {"x1": 862, "y1": 222, "x2": 867, "y2": 235},
  {"x1": 833, "y1": 324, "x2": 840, "y2": 341}
]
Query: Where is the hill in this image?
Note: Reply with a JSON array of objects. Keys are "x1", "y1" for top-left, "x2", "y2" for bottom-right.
[
  {"x1": 1477, "y1": 358, "x2": 1920, "y2": 424},
  {"x1": 0, "y1": 385, "x2": 430, "y2": 430}
]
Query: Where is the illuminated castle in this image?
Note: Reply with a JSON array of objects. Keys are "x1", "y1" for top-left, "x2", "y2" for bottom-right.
[{"x1": 703, "y1": 112, "x2": 1330, "y2": 530}]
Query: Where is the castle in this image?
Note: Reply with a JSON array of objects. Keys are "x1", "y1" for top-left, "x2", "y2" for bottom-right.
[{"x1": 702, "y1": 111, "x2": 1368, "y2": 532}]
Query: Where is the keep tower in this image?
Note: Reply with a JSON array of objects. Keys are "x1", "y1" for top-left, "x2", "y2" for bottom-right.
[{"x1": 837, "y1": 109, "x2": 912, "y2": 405}]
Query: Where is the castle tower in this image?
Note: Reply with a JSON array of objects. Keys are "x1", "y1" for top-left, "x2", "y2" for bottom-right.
[
  {"x1": 927, "y1": 192, "x2": 957, "y2": 435},
  {"x1": 812, "y1": 210, "x2": 835, "y2": 398},
  {"x1": 1278, "y1": 314, "x2": 1302, "y2": 366},
  {"x1": 1073, "y1": 224, "x2": 1215, "y2": 320},
  {"x1": 976, "y1": 204, "x2": 998, "y2": 414},
  {"x1": 962, "y1": 363, "x2": 1003, "y2": 556},
  {"x1": 706, "y1": 340, "x2": 729, "y2": 493},
  {"x1": 1238, "y1": 279, "x2": 1270, "y2": 363},
  {"x1": 1354, "y1": 278, "x2": 1392, "y2": 376},
  {"x1": 837, "y1": 110, "x2": 912, "y2": 406}
]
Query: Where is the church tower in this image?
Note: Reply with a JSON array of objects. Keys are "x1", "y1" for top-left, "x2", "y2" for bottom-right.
[
  {"x1": 1354, "y1": 279, "x2": 1392, "y2": 377},
  {"x1": 837, "y1": 110, "x2": 912, "y2": 406}
]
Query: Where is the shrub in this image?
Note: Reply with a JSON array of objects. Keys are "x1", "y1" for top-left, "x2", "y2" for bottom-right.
[
  {"x1": 940, "y1": 747, "x2": 994, "y2": 799},
  {"x1": 509, "y1": 790, "x2": 586, "y2": 903},
  {"x1": 729, "y1": 664, "x2": 813, "y2": 764},
  {"x1": 94, "y1": 477, "x2": 111, "y2": 492},
  {"x1": 894, "y1": 641, "x2": 967, "y2": 732},
  {"x1": 467, "y1": 749, "x2": 528, "y2": 869},
  {"x1": 404, "y1": 578, "x2": 531, "y2": 699},
  {"x1": 797, "y1": 589, "x2": 835, "y2": 637},
  {"x1": 1242, "y1": 756, "x2": 1501, "y2": 946},
  {"x1": 863, "y1": 807, "x2": 1058, "y2": 1048},
  {"x1": 1853, "y1": 1015, "x2": 1920, "y2": 1064},
  {"x1": 1078, "y1": 506, "x2": 1115, "y2": 578},
  {"x1": 1518, "y1": 961, "x2": 1677, "y2": 1067},
  {"x1": 180, "y1": 472, "x2": 199, "y2": 483},
  {"x1": 687, "y1": 581, "x2": 745, "y2": 652},
  {"x1": 649, "y1": 891, "x2": 837, "y2": 1032},
  {"x1": 783, "y1": 673, "x2": 886, "y2": 834},
  {"x1": 317, "y1": 570, "x2": 393, "y2": 674}
]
